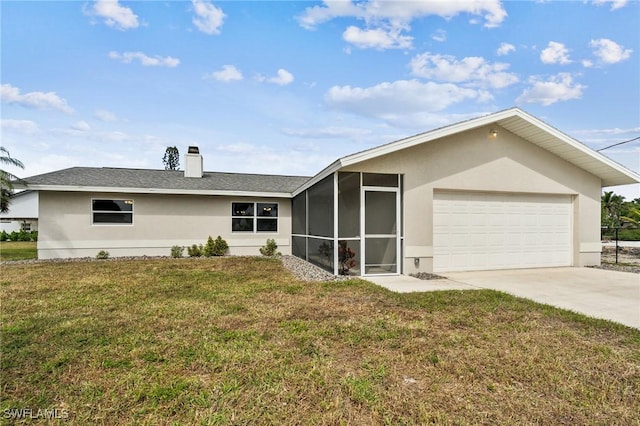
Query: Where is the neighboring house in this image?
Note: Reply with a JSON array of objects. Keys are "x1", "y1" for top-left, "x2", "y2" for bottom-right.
[
  {"x1": 18, "y1": 108, "x2": 640, "y2": 276},
  {"x1": 0, "y1": 190, "x2": 39, "y2": 233}
]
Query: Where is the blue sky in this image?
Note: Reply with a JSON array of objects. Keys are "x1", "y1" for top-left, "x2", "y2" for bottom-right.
[{"x1": 1, "y1": 0, "x2": 639, "y2": 198}]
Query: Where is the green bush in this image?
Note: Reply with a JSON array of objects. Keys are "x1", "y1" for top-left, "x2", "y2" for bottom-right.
[
  {"x1": 210, "y1": 236, "x2": 229, "y2": 256},
  {"x1": 619, "y1": 228, "x2": 640, "y2": 241},
  {"x1": 203, "y1": 236, "x2": 216, "y2": 257},
  {"x1": 187, "y1": 244, "x2": 203, "y2": 257},
  {"x1": 170, "y1": 245, "x2": 184, "y2": 258},
  {"x1": 0, "y1": 230, "x2": 38, "y2": 241},
  {"x1": 259, "y1": 238, "x2": 280, "y2": 257},
  {"x1": 96, "y1": 250, "x2": 110, "y2": 260}
]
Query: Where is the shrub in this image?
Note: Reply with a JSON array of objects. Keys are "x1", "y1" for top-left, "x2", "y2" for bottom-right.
[
  {"x1": 170, "y1": 245, "x2": 184, "y2": 258},
  {"x1": 203, "y1": 236, "x2": 216, "y2": 257},
  {"x1": 619, "y1": 228, "x2": 640, "y2": 241},
  {"x1": 0, "y1": 231, "x2": 7, "y2": 241},
  {"x1": 187, "y1": 244, "x2": 203, "y2": 257},
  {"x1": 96, "y1": 250, "x2": 110, "y2": 260},
  {"x1": 259, "y1": 238, "x2": 280, "y2": 257},
  {"x1": 211, "y1": 236, "x2": 229, "y2": 256}
]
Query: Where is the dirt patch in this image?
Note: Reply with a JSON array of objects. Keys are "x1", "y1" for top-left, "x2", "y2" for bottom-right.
[
  {"x1": 597, "y1": 246, "x2": 640, "y2": 273},
  {"x1": 601, "y1": 246, "x2": 640, "y2": 265}
]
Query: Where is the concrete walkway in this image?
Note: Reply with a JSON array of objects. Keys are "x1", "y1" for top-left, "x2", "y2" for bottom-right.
[{"x1": 367, "y1": 268, "x2": 640, "y2": 329}]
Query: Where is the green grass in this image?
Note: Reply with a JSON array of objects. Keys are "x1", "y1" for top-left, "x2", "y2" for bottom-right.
[
  {"x1": 1, "y1": 257, "x2": 639, "y2": 424},
  {"x1": 0, "y1": 241, "x2": 37, "y2": 261}
]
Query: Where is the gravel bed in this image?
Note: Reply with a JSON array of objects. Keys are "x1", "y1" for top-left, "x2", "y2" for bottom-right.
[
  {"x1": 1, "y1": 255, "x2": 173, "y2": 266},
  {"x1": 588, "y1": 264, "x2": 640, "y2": 274},
  {"x1": 409, "y1": 272, "x2": 447, "y2": 280},
  {"x1": 280, "y1": 255, "x2": 353, "y2": 281}
]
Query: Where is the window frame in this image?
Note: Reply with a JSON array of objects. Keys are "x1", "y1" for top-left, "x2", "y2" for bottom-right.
[
  {"x1": 91, "y1": 198, "x2": 134, "y2": 226},
  {"x1": 231, "y1": 201, "x2": 279, "y2": 234}
]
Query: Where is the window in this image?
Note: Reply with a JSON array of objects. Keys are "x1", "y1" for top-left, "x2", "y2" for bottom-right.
[
  {"x1": 21, "y1": 222, "x2": 31, "y2": 232},
  {"x1": 232, "y1": 202, "x2": 278, "y2": 232},
  {"x1": 92, "y1": 199, "x2": 133, "y2": 224}
]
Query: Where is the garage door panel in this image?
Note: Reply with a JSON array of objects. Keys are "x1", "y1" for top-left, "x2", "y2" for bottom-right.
[{"x1": 433, "y1": 192, "x2": 572, "y2": 272}]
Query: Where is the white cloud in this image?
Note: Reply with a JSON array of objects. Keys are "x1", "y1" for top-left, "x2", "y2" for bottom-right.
[
  {"x1": 573, "y1": 126, "x2": 640, "y2": 136},
  {"x1": 88, "y1": 0, "x2": 139, "y2": 30},
  {"x1": 516, "y1": 73, "x2": 586, "y2": 106},
  {"x1": 343, "y1": 26, "x2": 413, "y2": 50},
  {"x1": 298, "y1": 0, "x2": 507, "y2": 30},
  {"x1": 257, "y1": 69, "x2": 294, "y2": 86},
  {"x1": 1, "y1": 119, "x2": 40, "y2": 134},
  {"x1": 325, "y1": 80, "x2": 487, "y2": 123},
  {"x1": 108, "y1": 51, "x2": 180, "y2": 67},
  {"x1": 192, "y1": 0, "x2": 225, "y2": 35},
  {"x1": 72, "y1": 121, "x2": 91, "y2": 131},
  {"x1": 94, "y1": 109, "x2": 117, "y2": 122},
  {"x1": 0, "y1": 83, "x2": 74, "y2": 114},
  {"x1": 589, "y1": 38, "x2": 632, "y2": 64},
  {"x1": 431, "y1": 29, "x2": 446, "y2": 42},
  {"x1": 591, "y1": 0, "x2": 628, "y2": 10},
  {"x1": 208, "y1": 65, "x2": 243, "y2": 82},
  {"x1": 282, "y1": 126, "x2": 373, "y2": 139},
  {"x1": 409, "y1": 53, "x2": 518, "y2": 89},
  {"x1": 497, "y1": 42, "x2": 515, "y2": 56},
  {"x1": 297, "y1": 0, "x2": 506, "y2": 50},
  {"x1": 540, "y1": 41, "x2": 572, "y2": 64},
  {"x1": 582, "y1": 59, "x2": 594, "y2": 68}
]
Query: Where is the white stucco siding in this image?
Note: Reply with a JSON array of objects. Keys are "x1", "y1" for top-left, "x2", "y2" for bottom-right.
[
  {"x1": 342, "y1": 125, "x2": 602, "y2": 273},
  {"x1": 37, "y1": 192, "x2": 292, "y2": 259}
]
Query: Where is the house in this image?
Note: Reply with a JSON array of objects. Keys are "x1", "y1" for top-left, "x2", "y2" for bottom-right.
[
  {"x1": 18, "y1": 108, "x2": 640, "y2": 276},
  {"x1": 0, "y1": 190, "x2": 39, "y2": 233}
]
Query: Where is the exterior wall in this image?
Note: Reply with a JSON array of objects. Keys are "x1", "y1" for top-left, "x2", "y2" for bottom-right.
[
  {"x1": 37, "y1": 192, "x2": 292, "y2": 259},
  {"x1": 342, "y1": 125, "x2": 602, "y2": 273},
  {"x1": 0, "y1": 191, "x2": 39, "y2": 232}
]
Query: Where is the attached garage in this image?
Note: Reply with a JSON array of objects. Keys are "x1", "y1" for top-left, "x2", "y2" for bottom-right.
[{"x1": 433, "y1": 191, "x2": 572, "y2": 272}]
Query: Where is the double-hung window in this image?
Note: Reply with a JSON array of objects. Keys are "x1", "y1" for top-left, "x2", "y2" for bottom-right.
[
  {"x1": 92, "y1": 199, "x2": 134, "y2": 224},
  {"x1": 232, "y1": 202, "x2": 278, "y2": 232}
]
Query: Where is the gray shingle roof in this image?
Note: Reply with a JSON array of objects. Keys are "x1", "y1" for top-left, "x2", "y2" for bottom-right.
[{"x1": 24, "y1": 167, "x2": 311, "y2": 195}]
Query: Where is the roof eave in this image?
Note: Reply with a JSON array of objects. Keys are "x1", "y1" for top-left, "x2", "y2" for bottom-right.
[
  {"x1": 22, "y1": 184, "x2": 294, "y2": 199},
  {"x1": 292, "y1": 159, "x2": 343, "y2": 196}
]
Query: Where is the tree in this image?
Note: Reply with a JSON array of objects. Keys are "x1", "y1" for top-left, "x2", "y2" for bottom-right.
[
  {"x1": 162, "y1": 146, "x2": 180, "y2": 170},
  {"x1": 601, "y1": 191, "x2": 624, "y2": 229},
  {"x1": 0, "y1": 147, "x2": 25, "y2": 213}
]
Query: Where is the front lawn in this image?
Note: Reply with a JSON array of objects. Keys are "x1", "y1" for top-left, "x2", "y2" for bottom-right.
[
  {"x1": 1, "y1": 257, "x2": 638, "y2": 424},
  {"x1": 0, "y1": 241, "x2": 37, "y2": 261}
]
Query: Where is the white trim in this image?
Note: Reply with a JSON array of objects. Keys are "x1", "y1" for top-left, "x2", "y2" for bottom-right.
[
  {"x1": 91, "y1": 198, "x2": 134, "y2": 226},
  {"x1": 20, "y1": 184, "x2": 294, "y2": 199},
  {"x1": 231, "y1": 201, "x2": 279, "y2": 234},
  {"x1": 291, "y1": 108, "x2": 640, "y2": 195},
  {"x1": 580, "y1": 242, "x2": 602, "y2": 253},
  {"x1": 333, "y1": 171, "x2": 339, "y2": 275},
  {"x1": 362, "y1": 186, "x2": 401, "y2": 277}
]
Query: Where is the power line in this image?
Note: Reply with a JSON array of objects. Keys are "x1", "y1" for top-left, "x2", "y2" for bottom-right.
[{"x1": 597, "y1": 135, "x2": 640, "y2": 152}]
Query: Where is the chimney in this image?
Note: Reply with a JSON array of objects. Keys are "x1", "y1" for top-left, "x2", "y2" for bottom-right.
[{"x1": 184, "y1": 146, "x2": 203, "y2": 178}]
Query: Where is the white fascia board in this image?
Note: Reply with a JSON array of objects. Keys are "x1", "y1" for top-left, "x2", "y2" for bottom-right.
[
  {"x1": 291, "y1": 160, "x2": 342, "y2": 196},
  {"x1": 333, "y1": 107, "x2": 638, "y2": 186},
  {"x1": 23, "y1": 185, "x2": 293, "y2": 199},
  {"x1": 508, "y1": 109, "x2": 640, "y2": 186}
]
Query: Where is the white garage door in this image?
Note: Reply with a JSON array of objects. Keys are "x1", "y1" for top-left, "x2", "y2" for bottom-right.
[{"x1": 433, "y1": 192, "x2": 572, "y2": 272}]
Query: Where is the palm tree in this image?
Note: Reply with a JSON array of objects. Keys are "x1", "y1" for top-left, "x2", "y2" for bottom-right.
[
  {"x1": 601, "y1": 191, "x2": 624, "y2": 230},
  {"x1": 0, "y1": 147, "x2": 25, "y2": 213}
]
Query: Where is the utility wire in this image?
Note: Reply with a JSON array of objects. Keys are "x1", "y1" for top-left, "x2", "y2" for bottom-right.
[{"x1": 597, "y1": 135, "x2": 640, "y2": 152}]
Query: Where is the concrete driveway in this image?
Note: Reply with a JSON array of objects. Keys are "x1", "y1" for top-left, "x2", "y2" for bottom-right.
[{"x1": 369, "y1": 268, "x2": 639, "y2": 329}]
